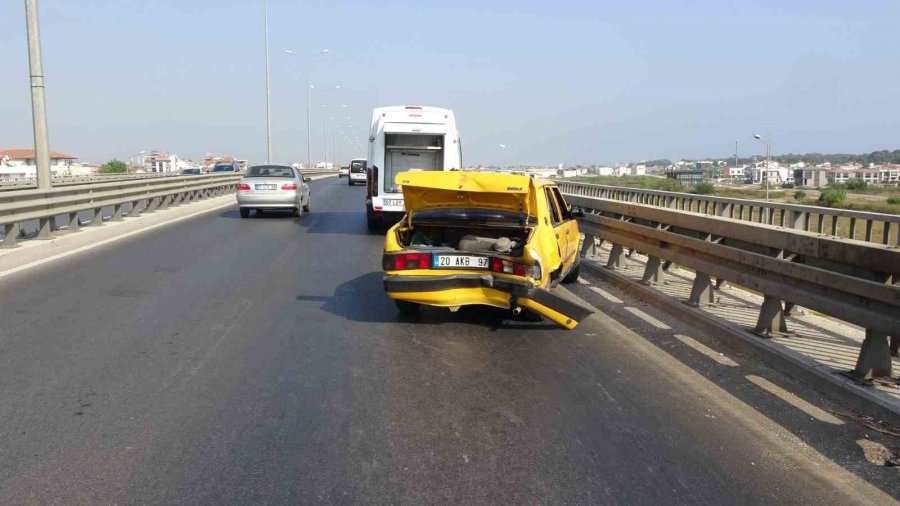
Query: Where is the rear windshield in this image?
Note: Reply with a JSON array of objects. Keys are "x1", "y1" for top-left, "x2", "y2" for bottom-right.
[
  {"x1": 245, "y1": 165, "x2": 295, "y2": 178},
  {"x1": 212, "y1": 164, "x2": 235, "y2": 172},
  {"x1": 350, "y1": 161, "x2": 366, "y2": 173},
  {"x1": 412, "y1": 208, "x2": 532, "y2": 227}
]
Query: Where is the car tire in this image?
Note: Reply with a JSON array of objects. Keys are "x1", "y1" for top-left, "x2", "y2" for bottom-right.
[
  {"x1": 395, "y1": 300, "x2": 420, "y2": 315},
  {"x1": 303, "y1": 198, "x2": 311, "y2": 213},
  {"x1": 348, "y1": 178, "x2": 353, "y2": 186},
  {"x1": 561, "y1": 256, "x2": 581, "y2": 284},
  {"x1": 255, "y1": 208, "x2": 264, "y2": 217},
  {"x1": 239, "y1": 208, "x2": 250, "y2": 219},
  {"x1": 292, "y1": 207, "x2": 301, "y2": 217}
]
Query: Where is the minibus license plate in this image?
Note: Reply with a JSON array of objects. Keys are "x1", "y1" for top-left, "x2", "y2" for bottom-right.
[{"x1": 433, "y1": 255, "x2": 489, "y2": 269}]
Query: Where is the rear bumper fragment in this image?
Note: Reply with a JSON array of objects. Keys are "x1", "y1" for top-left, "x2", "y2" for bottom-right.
[{"x1": 383, "y1": 273, "x2": 594, "y2": 329}]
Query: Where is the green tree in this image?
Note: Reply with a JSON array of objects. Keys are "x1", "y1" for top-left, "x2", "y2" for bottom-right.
[
  {"x1": 692, "y1": 182, "x2": 715, "y2": 195},
  {"x1": 844, "y1": 178, "x2": 867, "y2": 191},
  {"x1": 794, "y1": 190, "x2": 807, "y2": 201},
  {"x1": 818, "y1": 188, "x2": 848, "y2": 207},
  {"x1": 100, "y1": 159, "x2": 128, "y2": 174}
]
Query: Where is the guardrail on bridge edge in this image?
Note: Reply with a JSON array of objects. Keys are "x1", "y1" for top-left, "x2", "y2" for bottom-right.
[{"x1": 558, "y1": 182, "x2": 899, "y2": 383}]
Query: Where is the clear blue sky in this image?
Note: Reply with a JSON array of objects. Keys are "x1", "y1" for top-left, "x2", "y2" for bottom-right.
[{"x1": 1, "y1": 0, "x2": 897, "y2": 166}]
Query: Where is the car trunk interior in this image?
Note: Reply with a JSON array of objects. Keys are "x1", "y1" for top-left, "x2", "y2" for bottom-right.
[{"x1": 396, "y1": 222, "x2": 533, "y2": 259}]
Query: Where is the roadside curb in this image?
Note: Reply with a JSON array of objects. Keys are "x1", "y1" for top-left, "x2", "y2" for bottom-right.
[{"x1": 582, "y1": 260, "x2": 900, "y2": 426}]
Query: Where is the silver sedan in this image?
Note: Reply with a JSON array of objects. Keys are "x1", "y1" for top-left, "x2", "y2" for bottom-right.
[{"x1": 236, "y1": 165, "x2": 311, "y2": 218}]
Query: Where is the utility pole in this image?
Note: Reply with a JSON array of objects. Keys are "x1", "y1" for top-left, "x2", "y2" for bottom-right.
[
  {"x1": 733, "y1": 140, "x2": 738, "y2": 169},
  {"x1": 25, "y1": 0, "x2": 52, "y2": 190},
  {"x1": 264, "y1": 0, "x2": 272, "y2": 163}
]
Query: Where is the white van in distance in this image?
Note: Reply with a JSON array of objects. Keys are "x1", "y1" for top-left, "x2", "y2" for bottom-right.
[{"x1": 365, "y1": 105, "x2": 461, "y2": 229}]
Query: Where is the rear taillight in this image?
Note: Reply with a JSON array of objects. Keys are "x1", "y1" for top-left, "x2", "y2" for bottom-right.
[
  {"x1": 385, "y1": 253, "x2": 431, "y2": 271},
  {"x1": 236, "y1": 184, "x2": 250, "y2": 192},
  {"x1": 281, "y1": 183, "x2": 298, "y2": 190},
  {"x1": 490, "y1": 259, "x2": 532, "y2": 277}
]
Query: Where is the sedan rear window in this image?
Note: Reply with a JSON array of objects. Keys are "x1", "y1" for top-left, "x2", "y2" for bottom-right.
[{"x1": 245, "y1": 166, "x2": 295, "y2": 178}]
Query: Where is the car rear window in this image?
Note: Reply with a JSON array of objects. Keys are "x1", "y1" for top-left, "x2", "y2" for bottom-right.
[
  {"x1": 246, "y1": 166, "x2": 295, "y2": 178},
  {"x1": 212, "y1": 164, "x2": 234, "y2": 172},
  {"x1": 350, "y1": 161, "x2": 366, "y2": 173}
]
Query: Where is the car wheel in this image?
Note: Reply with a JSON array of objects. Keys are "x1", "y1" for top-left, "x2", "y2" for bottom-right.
[
  {"x1": 303, "y1": 197, "x2": 311, "y2": 213},
  {"x1": 561, "y1": 256, "x2": 581, "y2": 284},
  {"x1": 292, "y1": 207, "x2": 301, "y2": 217},
  {"x1": 239, "y1": 208, "x2": 250, "y2": 219},
  {"x1": 255, "y1": 208, "x2": 264, "y2": 217},
  {"x1": 395, "y1": 300, "x2": 420, "y2": 315},
  {"x1": 348, "y1": 178, "x2": 353, "y2": 186}
]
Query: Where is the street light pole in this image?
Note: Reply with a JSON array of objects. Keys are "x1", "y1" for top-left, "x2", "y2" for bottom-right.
[
  {"x1": 284, "y1": 49, "x2": 329, "y2": 168},
  {"x1": 264, "y1": 0, "x2": 272, "y2": 163},
  {"x1": 24, "y1": 0, "x2": 52, "y2": 189},
  {"x1": 754, "y1": 133, "x2": 771, "y2": 202},
  {"x1": 322, "y1": 105, "x2": 328, "y2": 169}
]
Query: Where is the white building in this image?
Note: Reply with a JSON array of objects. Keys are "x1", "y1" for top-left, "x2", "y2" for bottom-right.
[
  {"x1": 0, "y1": 148, "x2": 78, "y2": 179},
  {"x1": 596, "y1": 166, "x2": 614, "y2": 176},
  {"x1": 631, "y1": 164, "x2": 647, "y2": 176},
  {"x1": 143, "y1": 152, "x2": 188, "y2": 173}
]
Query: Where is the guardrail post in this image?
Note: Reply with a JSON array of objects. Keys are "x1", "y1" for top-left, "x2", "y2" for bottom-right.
[
  {"x1": 68, "y1": 212, "x2": 80, "y2": 232},
  {"x1": 2, "y1": 223, "x2": 20, "y2": 248},
  {"x1": 687, "y1": 272, "x2": 716, "y2": 306},
  {"x1": 753, "y1": 295, "x2": 791, "y2": 337},
  {"x1": 111, "y1": 204, "x2": 124, "y2": 222},
  {"x1": 89, "y1": 208, "x2": 104, "y2": 227},
  {"x1": 606, "y1": 243, "x2": 626, "y2": 269},
  {"x1": 36, "y1": 218, "x2": 53, "y2": 239},
  {"x1": 130, "y1": 201, "x2": 142, "y2": 217},
  {"x1": 851, "y1": 330, "x2": 893, "y2": 381},
  {"x1": 159, "y1": 195, "x2": 170, "y2": 210},
  {"x1": 641, "y1": 256, "x2": 666, "y2": 285},
  {"x1": 788, "y1": 210, "x2": 805, "y2": 230},
  {"x1": 580, "y1": 234, "x2": 601, "y2": 258}
]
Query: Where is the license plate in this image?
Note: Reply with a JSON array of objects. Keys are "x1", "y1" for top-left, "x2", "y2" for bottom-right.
[
  {"x1": 256, "y1": 184, "x2": 276, "y2": 190},
  {"x1": 383, "y1": 199, "x2": 404, "y2": 207},
  {"x1": 433, "y1": 255, "x2": 489, "y2": 269}
]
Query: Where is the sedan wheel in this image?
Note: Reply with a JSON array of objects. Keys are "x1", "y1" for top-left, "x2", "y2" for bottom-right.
[{"x1": 239, "y1": 208, "x2": 250, "y2": 219}]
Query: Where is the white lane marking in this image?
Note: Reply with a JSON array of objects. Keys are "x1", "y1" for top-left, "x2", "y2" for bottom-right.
[
  {"x1": 674, "y1": 334, "x2": 740, "y2": 367},
  {"x1": 577, "y1": 277, "x2": 590, "y2": 285},
  {"x1": 589, "y1": 286, "x2": 623, "y2": 304},
  {"x1": 746, "y1": 375, "x2": 844, "y2": 425},
  {"x1": 0, "y1": 200, "x2": 234, "y2": 281},
  {"x1": 624, "y1": 307, "x2": 671, "y2": 329}
]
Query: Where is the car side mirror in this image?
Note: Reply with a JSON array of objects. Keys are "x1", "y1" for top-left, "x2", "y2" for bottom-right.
[
  {"x1": 571, "y1": 208, "x2": 585, "y2": 218},
  {"x1": 303, "y1": 177, "x2": 311, "y2": 183}
]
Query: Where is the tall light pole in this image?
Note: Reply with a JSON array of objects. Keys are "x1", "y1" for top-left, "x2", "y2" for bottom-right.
[
  {"x1": 284, "y1": 49, "x2": 329, "y2": 168},
  {"x1": 264, "y1": 0, "x2": 272, "y2": 163},
  {"x1": 24, "y1": 0, "x2": 52, "y2": 189},
  {"x1": 322, "y1": 105, "x2": 329, "y2": 168},
  {"x1": 754, "y1": 133, "x2": 771, "y2": 202}
]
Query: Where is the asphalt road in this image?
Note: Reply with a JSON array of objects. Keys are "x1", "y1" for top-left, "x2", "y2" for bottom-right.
[{"x1": 0, "y1": 178, "x2": 896, "y2": 504}]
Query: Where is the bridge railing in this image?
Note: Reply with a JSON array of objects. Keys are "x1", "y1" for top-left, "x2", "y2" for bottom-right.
[
  {"x1": 0, "y1": 173, "x2": 242, "y2": 248},
  {"x1": 557, "y1": 181, "x2": 900, "y2": 246},
  {"x1": 0, "y1": 168, "x2": 338, "y2": 191},
  {"x1": 561, "y1": 187, "x2": 900, "y2": 382}
]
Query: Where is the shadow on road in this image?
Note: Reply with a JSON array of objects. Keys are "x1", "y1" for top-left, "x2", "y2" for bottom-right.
[
  {"x1": 296, "y1": 271, "x2": 558, "y2": 330},
  {"x1": 295, "y1": 211, "x2": 374, "y2": 236}
]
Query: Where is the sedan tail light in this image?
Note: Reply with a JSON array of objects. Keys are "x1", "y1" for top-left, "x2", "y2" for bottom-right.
[
  {"x1": 490, "y1": 258, "x2": 535, "y2": 278},
  {"x1": 281, "y1": 183, "x2": 298, "y2": 190},
  {"x1": 384, "y1": 253, "x2": 431, "y2": 271},
  {"x1": 236, "y1": 183, "x2": 250, "y2": 192}
]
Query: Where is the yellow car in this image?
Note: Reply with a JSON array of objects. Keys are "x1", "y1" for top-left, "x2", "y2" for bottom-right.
[{"x1": 382, "y1": 171, "x2": 594, "y2": 329}]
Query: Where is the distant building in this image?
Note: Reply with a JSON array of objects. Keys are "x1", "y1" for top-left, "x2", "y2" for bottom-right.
[
  {"x1": 667, "y1": 170, "x2": 704, "y2": 187},
  {"x1": 143, "y1": 152, "x2": 190, "y2": 173},
  {"x1": 0, "y1": 148, "x2": 78, "y2": 179},
  {"x1": 596, "y1": 166, "x2": 614, "y2": 176},
  {"x1": 631, "y1": 164, "x2": 646, "y2": 176},
  {"x1": 795, "y1": 168, "x2": 829, "y2": 187}
]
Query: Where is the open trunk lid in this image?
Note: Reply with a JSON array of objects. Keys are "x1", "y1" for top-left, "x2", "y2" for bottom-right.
[{"x1": 395, "y1": 171, "x2": 537, "y2": 216}]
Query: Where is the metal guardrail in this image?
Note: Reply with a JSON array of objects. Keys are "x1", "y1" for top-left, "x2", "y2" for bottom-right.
[
  {"x1": 0, "y1": 173, "x2": 242, "y2": 248},
  {"x1": 560, "y1": 189, "x2": 900, "y2": 382},
  {"x1": 0, "y1": 168, "x2": 338, "y2": 191},
  {"x1": 557, "y1": 181, "x2": 900, "y2": 246}
]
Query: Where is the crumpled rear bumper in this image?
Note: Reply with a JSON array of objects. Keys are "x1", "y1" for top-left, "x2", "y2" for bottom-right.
[{"x1": 384, "y1": 273, "x2": 594, "y2": 329}]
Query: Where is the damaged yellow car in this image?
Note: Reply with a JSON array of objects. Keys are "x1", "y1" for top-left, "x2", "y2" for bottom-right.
[{"x1": 382, "y1": 171, "x2": 594, "y2": 329}]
